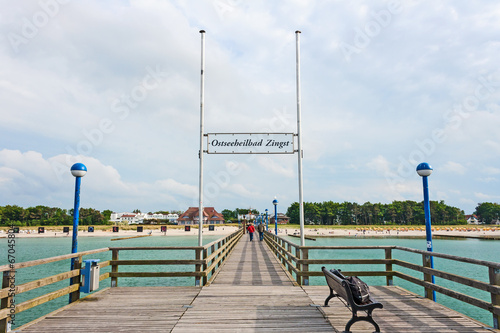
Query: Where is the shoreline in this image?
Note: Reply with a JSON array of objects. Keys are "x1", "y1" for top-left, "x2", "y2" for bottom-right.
[
  {"x1": 0, "y1": 226, "x2": 239, "y2": 238},
  {"x1": 1, "y1": 225, "x2": 499, "y2": 240}
]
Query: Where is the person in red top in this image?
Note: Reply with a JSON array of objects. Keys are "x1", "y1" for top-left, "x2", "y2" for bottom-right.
[{"x1": 247, "y1": 223, "x2": 255, "y2": 241}]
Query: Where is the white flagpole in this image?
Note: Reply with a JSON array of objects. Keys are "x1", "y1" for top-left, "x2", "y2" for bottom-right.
[
  {"x1": 198, "y1": 30, "x2": 206, "y2": 247},
  {"x1": 295, "y1": 30, "x2": 305, "y2": 247}
]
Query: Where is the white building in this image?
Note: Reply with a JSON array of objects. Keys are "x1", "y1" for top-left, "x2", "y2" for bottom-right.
[{"x1": 110, "y1": 212, "x2": 179, "y2": 224}]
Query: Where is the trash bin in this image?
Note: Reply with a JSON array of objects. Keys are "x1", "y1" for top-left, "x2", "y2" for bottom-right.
[{"x1": 80, "y1": 259, "x2": 100, "y2": 293}]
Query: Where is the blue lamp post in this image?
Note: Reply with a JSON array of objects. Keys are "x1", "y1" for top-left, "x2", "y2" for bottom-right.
[
  {"x1": 273, "y1": 197, "x2": 278, "y2": 235},
  {"x1": 265, "y1": 209, "x2": 269, "y2": 231},
  {"x1": 417, "y1": 162, "x2": 436, "y2": 301},
  {"x1": 70, "y1": 163, "x2": 87, "y2": 257},
  {"x1": 69, "y1": 163, "x2": 87, "y2": 303}
]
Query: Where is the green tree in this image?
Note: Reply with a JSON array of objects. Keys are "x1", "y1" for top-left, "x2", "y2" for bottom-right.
[
  {"x1": 286, "y1": 202, "x2": 300, "y2": 225},
  {"x1": 475, "y1": 202, "x2": 500, "y2": 224},
  {"x1": 221, "y1": 209, "x2": 235, "y2": 221}
]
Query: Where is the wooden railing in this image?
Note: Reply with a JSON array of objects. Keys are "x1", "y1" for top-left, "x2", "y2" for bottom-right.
[
  {"x1": 264, "y1": 231, "x2": 500, "y2": 329},
  {"x1": 0, "y1": 229, "x2": 242, "y2": 332},
  {"x1": 109, "y1": 228, "x2": 242, "y2": 287}
]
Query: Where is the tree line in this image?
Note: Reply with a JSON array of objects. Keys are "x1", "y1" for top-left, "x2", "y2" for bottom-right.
[
  {"x1": 0, "y1": 205, "x2": 112, "y2": 226},
  {"x1": 284, "y1": 200, "x2": 468, "y2": 226},
  {"x1": 3, "y1": 202, "x2": 498, "y2": 227}
]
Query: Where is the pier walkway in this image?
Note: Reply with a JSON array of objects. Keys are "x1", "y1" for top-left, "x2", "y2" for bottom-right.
[{"x1": 15, "y1": 235, "x2": 496, "y2": 332}]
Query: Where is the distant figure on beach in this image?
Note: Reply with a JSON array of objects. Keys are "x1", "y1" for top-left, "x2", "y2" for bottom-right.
[
  {"x1": 257, "y1": 223, "x2": 265, "y2": 241},
  {"x1": 247, "y1": 223, "x2": 255, "y2": 241}
]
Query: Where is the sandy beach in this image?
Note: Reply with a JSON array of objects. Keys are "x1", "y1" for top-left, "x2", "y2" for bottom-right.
[
  {"x1": 1, "y1": 225, "x2": 499, "y2": 239},
  {"x1": 282, "y1": 226, "x2": 500, "y2": 239}
]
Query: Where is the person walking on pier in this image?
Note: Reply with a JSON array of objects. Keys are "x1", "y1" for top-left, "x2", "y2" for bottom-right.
[
  {"x1": 257, "y1": 222, "x2": 265, "y2": 241},
  {"x1": 247, "y1": 223, "x2": 255, "y2": 241}
]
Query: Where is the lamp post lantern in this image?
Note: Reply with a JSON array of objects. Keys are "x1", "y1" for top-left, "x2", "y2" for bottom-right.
[
  {"x1": 273, "y1": 197, "x2": 278, "y2": 235},
  {"x1": 416, "y1": 162, "x2": 436, "y2": 301},
  {"x1": 69, "y1": 162, "x2": 87, "y2": 303}
]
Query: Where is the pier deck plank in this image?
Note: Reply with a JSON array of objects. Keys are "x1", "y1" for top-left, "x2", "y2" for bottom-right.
[
  {"x1": 15, "y1": 235, "x2": 497, "y2": 332},
  {"x1": 304, "y1": 285, "x2": 494, "y2": 332},
  {"x1": 17, "y1": 287, "x2": 201, "y2": 332}
]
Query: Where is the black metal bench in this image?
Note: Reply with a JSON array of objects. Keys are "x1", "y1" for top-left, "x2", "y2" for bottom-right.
[{"x1": 322, "y1": 266, "x2": 383, "y2": 333}]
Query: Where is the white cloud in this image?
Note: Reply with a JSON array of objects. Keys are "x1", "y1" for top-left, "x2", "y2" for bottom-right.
[
  {"x1": 474, "y1": 192, "x2": 500, "y2": 201},
  {"x1": 1, "y1": 1, "x2": 500, "y2": 214},
  {"x1": 441, "y1": 161, "x2": 467, "y2": 175}
]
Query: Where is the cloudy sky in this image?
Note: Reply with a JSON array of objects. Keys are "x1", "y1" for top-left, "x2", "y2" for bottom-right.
[{"x1": 1, "y1": 0, "x2": 499, "y2": 215}]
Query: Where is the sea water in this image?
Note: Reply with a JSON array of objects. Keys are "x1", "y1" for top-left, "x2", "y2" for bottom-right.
[{"x1": 1, "y1": 235, "x2": 499, "y2": 328}]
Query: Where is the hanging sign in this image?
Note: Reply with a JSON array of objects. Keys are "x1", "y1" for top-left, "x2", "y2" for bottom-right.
[{"x1": 206, "y1": 133, "x2": 295, "y2": 154}]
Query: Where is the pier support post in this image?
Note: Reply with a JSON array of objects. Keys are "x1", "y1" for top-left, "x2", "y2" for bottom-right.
[
  {"x1": 422, "y1": 253, "x2": 434, "y2": 300},
  {"x1": 489, "y1": 267, "x2": 500, "y2": 329},
  {"x1": 385, "y1": 248, "x2": 393, "y2": 286},
  {"x1": 69, "y1": 255, "x2": 82, "y2": 303},
  {"x1": 296, "y1": 248, "x2": 302, "y2": 285},
  {"x1": 111, "y1": 250, "x2": 119, "y2": 288},
  {"x1": 280, "y1": 239, "x2": 286, "y2": 267},
  {"x1": 301, "y1": 248, "x2": 309, "y2": 286},
  {"x1": 195, "y1": 248, "x2": 202, "y2": 287},
  {"x1": 202, "y1": 248, "x2": 208, "y2": 286},
  {"x1": 1, "y1": 270, "x2": 15, "y2": 333}
]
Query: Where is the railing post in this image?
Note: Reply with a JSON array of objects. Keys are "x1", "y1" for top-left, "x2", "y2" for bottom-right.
[
  {"x1": 287, "y1": 243, "x2": 292, "y2": 275},
  {"x1": 69, "y1": 255, "x2": 82, "y2": 303},
  {"x1": 111, "y1": 249, "x2": 119, "y2": 288},
  {"x1": 280, "y1": 239, "x2": 286, "y2": 266},
  {"x1": 195, "y1": 248, "x2": 202, "y2": 287},
  {"x1": 215, "y1": 242, "x2": 220, "y2": 269},
  {"x1": 221, "y1": 238, "x2": 226, "y2": 261},
  {"x1": 489, "y1": 267, "x2": 500, "y2": 329},
  {"x1": 422, "y1": 253, "x2": 433, "y2": 300},
  {"x1": 296, "y1": 247, "x2": 302, "y2": 285},
  {"x1": 1, "y1": 270, "x2": 15, "y2": 333},
  {"x1": 385, "y1": 248, "x2": 393, "y2": 286},
  {"x1": 302, "y1": 248, "x2": 309, "y2": 286},
  {"x1": 202, "y1": 247, "x2": 208, "y2": 286}
]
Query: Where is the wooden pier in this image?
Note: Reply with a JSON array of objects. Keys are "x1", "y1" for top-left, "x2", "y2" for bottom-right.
[
  {"x1": 4, "y1": 230, "x2": 499, "y2": 332},
  {"x1": 0, "y1": 230, "x2": 500, "y2": 333}
]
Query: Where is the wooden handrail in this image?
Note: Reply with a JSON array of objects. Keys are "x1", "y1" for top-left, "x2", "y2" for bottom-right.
[
  {"x1": 393, "y1": 245, "x2": 500, "y2": 269},
  {"x1": 0, "y1": 247, "x2": 110, "y2": 272}
]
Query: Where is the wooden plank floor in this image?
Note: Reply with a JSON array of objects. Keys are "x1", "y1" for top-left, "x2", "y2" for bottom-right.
[
  {"x1": 172, "y1": 237, "x2": 334, "y2": 332},
  {"x1": 304, "y1": 285, "x2": 496, "y2": 333},
  {"x1": 15, "y1": 235, "x2": 499, "y2": 332},
  {"x1": 210, "y1": 234, "x2": 294, "y2": 286},
  {"x1": 16, "y1": 287, "x2": 201, "y2": 332}
]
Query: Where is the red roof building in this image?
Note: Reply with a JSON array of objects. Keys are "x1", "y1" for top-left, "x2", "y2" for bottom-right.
[
  {"x1": 269, "y1": 213, "x2": 290, "y2": 225},
  {"x1": 177, "y1": 207, "x2": 225, "y2": 225}
]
